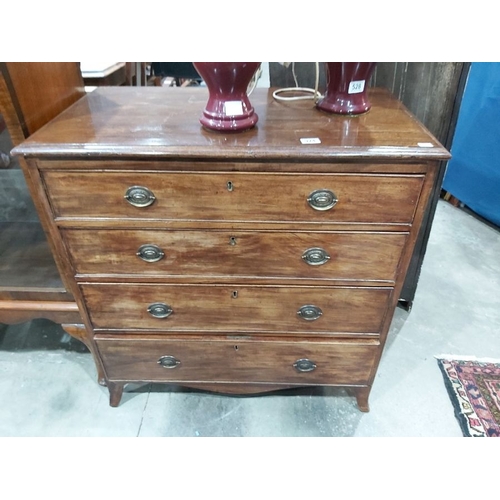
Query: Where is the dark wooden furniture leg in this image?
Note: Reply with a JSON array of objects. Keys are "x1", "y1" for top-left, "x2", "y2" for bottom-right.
[
  {"x1": 108, "y1": 382, "x2": 125, "y2": 407},
  {"x1": 354, "y1": 386, "x2": 371, "y2": 412}
]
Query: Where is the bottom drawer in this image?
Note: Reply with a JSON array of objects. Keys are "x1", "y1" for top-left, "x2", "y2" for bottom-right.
[{"x1": 95, "y1": 336, "x2": 380, "y2": 386}]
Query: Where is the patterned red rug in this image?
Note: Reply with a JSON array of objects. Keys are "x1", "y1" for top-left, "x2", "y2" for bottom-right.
[{"x1": 437, "y1": 356, "x2": 500, "y2": 437}]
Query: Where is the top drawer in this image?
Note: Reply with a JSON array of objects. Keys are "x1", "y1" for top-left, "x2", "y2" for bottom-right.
[{"x1": 43, "y1": 171, "x2": 424, "y2": 225}]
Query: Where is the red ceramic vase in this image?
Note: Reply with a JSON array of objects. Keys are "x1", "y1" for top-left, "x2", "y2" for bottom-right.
[
  {"x1": 316, "y1": 63, "x2": 377, "y2": 115},
  {"x1": 193, "y1": 62, "x2": 261, "y2": 132}
]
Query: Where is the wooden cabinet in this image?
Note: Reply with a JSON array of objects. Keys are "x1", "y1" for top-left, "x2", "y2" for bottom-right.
[
  {"x1": 12, "y1": 87, "x2": 450, "y2": 410},
  {"x1": 0, "y1": 63, "x2": 83, "y2": 327}
]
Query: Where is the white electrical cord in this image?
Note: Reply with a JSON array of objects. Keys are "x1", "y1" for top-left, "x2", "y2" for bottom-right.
[{"x1": 272, "y1": 62, "x2": 322, "y2": 102}]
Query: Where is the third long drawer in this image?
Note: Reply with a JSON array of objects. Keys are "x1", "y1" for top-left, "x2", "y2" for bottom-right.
[{"x1": 80, "y1": 283, "x2": 392, "y2": 335}]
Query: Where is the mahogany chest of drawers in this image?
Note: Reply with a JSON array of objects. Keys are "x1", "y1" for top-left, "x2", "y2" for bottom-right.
[{"x1": 13, "y1": 87, "x2": 450, "y2": 410}]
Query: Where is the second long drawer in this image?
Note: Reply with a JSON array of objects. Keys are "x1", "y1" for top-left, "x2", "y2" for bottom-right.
[
  {"x1": 80, "y1": 283, "x2": 392, "y2": 334},
  {"x1": 63, "y1": 229, "x2": 408, "y2": 283}
]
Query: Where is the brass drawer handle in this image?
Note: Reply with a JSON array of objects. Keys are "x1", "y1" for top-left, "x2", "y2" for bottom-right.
[
  {"x1": 158, "y1": 355, "x2": 181, "y2": 369},
  {"x1": 302, "y1": 247, "x2": 331, "y2": 266},
  {"x1": 124, "y1": 186, "x2": 156, "y2": 207},
  {"x1": 147, "y1": 302, "x2": 173, "y2": 319},
  {"x1": 137, "y1": 244, "x2": 165, "y2": 263},
  {"x1": 293, "y1": 358, "x2": 317, "y2": 373},
  {"x1": 307, "y1": 189, "x2": 338, "y2": 211},
  {"x1": 297, "y1": 305, "x2": 323, "y2": 321}
]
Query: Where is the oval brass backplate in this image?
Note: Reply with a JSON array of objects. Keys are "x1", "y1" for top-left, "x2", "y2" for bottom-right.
[
  {"x1": 293, "y1": 358, "x2": 317, "y2": 372},
  {"x1": 307, "y1": 189, "x2": 338, "y2": 211},
  {"x1": 147, "y1": 303, "x2": 173, "y2": 319},
  {"x1": 124, "y1": 185, "x2": 156, "y2": 207},
  {"x1": 302, "y1": 247, "x2": 331, "y2": 266},
  {"x1": 136, "y1": 244, "x2": 165, "y2": 263},
  {"x1": 157, "y1": 355, "x2": 181, "y2": 369},
  {"x1": 297, "y1": 305, "x2": 323, "y2": 321}
]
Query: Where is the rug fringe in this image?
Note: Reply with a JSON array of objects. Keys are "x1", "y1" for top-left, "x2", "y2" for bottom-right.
[{"x1": 435, "y1": 354, "x2": 500, "y2": 363}]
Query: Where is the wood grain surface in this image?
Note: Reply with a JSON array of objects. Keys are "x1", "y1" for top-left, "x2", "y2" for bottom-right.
[
  {"x1": 43, "y1": 170, "x2": 424, "y2": 225},
  {"x1": 80, "y1": 283, "x2": 391, "y2": 334},
  {"x1": 63, "y1": 228, "x2": 407, "y2": 284},
  {"x1": 0, "y1": 62, "x2": 85, "y2": 139},
  {"x1": 96, "y1": 336, "x2": 379, "y2": 386},
  {"x1": 13, "y1": 87, "x2": 450, "y2": 161}
]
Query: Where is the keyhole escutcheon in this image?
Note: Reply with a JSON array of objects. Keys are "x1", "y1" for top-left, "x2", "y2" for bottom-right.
[{"x1": 227, "y1": 181, "x2": 234, "y2": 192}]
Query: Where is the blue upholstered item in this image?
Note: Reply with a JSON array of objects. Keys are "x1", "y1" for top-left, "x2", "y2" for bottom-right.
[{"x1": 443, "y1": 62, "x2": 500, "y2": 227}]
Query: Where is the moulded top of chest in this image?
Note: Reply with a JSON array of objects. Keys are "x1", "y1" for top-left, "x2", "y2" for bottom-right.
[{"x1": 13, "y1": 87, "x2": 450, "y2": 161}]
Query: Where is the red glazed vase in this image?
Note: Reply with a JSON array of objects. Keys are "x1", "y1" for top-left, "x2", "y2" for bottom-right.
[
  {"x1": 316, "y1": 63, "x2": 377, "y2": 115},
  {"x1": 193, "y1": 62, "x2": 261, "y2": 132}
]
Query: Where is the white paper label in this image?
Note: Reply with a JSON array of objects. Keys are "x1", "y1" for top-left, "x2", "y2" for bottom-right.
[
  {"x1": 348, "y1": 80, "x2": 365, "y2": 94},
  {"x1": 418, "y1": 142, "x2": 434, "y2": 148},
  {"x1": 300, "y1": 137, "x2": 321, "y2": 144},
  {"x1": 224, "y1": 101, "x2": 244, "y2": 116}
]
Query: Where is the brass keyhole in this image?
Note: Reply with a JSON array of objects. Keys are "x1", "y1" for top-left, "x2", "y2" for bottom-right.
[
  {"x1": 232, "y1": 291, "x2": 238, "y2": 299},
  {"x1": 229, "y1": 236, "x2": 237, "y2": 246},
  {"x1": 227, "y1": 181, "x2": 234, "y2": 192}
]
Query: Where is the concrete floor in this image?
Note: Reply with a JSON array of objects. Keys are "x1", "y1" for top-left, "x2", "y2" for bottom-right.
[{"x1": 1, "y1": 199, "x2": 499, "y2": 436}]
